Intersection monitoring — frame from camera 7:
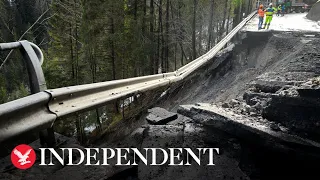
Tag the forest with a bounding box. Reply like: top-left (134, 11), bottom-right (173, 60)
top-left (0, 0), bottom-right (254, 144)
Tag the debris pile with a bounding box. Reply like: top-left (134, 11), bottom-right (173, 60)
top-left (307, 1), bottom-right (320, 21)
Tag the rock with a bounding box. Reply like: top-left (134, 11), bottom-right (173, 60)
top-left (252, 102), bottom-right (262, 109)
top-left (240, 103), bottom-right (254, 113)
top-left (311, 77), bottom-right (320, 85)
top-left (249, 112), bottom-right (258, 117)
top-left (252, 80), bottom-right (286, 93)
top-left (229, 99), bottom-right (240, 107)
top-left (146, 107), bottom-right (178, 125)
top-left (278, 88), bottom-right (299, 97)
top-left (179, 103), bottom-right (320, 153)
top-left (270, 123), bottom-right (281, 131)
top-left (243, 91), bottom-right (271, 106)
top-left (222, 102), bottom-right (230, 108)
top-left (262, 95), bottom-right (320, 140)
top-left (167, 114), bottom-right (193, 125)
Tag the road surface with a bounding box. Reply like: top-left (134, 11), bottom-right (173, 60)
top-left (243, 12), bottom-right (320, 32)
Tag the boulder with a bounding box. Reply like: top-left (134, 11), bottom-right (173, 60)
top-left (146, 107), bottom-right (178, 125)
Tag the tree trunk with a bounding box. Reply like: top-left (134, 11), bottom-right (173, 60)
top-left (150, 0), bottom-right (155, 74)
top-left (157, 0), bottom-right (163, 73)
top-left (233, 2), bottom-right (240, 29)
top-left (74, 0), bottom-right (79, 85)
top-left (247, 0), bottom-right (252, 14)
top-left (239, 1), bottom-right (243, 23)
top-left (170, 1), bottom-right (177, 70)
top-left (180, 43), bottom-right (186, 66)
top-left (142, 0), bottom-right (147, 76)
top-left (215, 21), bottom-right (219, 44)
top-left (69, 23), bottom-right (74, 83)
top-left (178, 0), bottom-right (184, 66)
top-left (142, 0), bottom-right (147, 34)
top-left (207, 0), bottom-right (214, 51)
top-left (134, 0), bottom-right (137, 19)
top-left (198, 16), bottom-right (202, 55)
top-left (134, 0), bottom-right (138, 77)
top-left (192, 0), bottom-right (197, 60)
top-left (76, 115), bottom-right (85, 145)
top-left (226, 0), bottom-right (231, 34)
top-left (220, 0), bottom-right (228, 40)
top-left (165, 0), bottom-right (170, 72)
top-left (111, 22), bottom-right (116, 80)
top-left (110, 2), bottom-right (118, 114)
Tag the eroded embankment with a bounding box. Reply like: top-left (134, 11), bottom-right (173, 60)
top-left (100, 31), bottom-right (320, 179)
top-left (158, 31), bottom-right (320, 110)
top-left (307, 1), bottom-right (320, 21)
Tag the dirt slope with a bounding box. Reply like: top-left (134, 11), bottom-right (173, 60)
top-left (158, 32), bottom-right (320, 111)
top-left (307, 1), bottom-right (320, 21)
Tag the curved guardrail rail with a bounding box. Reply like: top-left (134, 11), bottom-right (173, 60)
top-left (0, 12), bottom-right (256, 142)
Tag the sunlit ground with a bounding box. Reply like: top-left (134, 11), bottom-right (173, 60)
top-left (243, 12), bottom-right (320, 32)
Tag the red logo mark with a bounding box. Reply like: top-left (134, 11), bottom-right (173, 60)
top-left (11, 144), bottom-right (36, 170)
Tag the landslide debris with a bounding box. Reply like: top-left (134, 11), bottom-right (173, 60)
top-left (307, 1), bottom-right (320, 21)
top-left (155, 32), bottom-right (320, 178)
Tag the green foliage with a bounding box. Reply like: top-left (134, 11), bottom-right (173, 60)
top-left (0, 86), bottom-right (6, 104)
top-left (18, 83), bottom-right (28, 97)
top-left (232, 0), bottom-right (243, 7)
top-left (0, 74), bottom-right (7, 104)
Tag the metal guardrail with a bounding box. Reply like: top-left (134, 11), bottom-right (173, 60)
top-left (0, 12), bottom-right (256, 142)
top-left (0, 92), bottom-right (56, 141)
top-left (177, 12), bottom-right (256, 78)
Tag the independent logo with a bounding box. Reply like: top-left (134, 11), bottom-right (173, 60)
top-left (11, 144), bottom-right (36, 169)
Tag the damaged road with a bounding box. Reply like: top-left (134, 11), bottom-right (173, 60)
top-left (103, 31), bottom-right (320, 179)
top-left (141, 31), bottom-right (320, 178)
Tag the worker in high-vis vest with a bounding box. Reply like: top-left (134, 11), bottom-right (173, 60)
top-left (277, 5), bottom-right (281, 16)
top-left (273, 5), bottom-right (278, 15)
top-left (263, 3), bottom-right (275, 30)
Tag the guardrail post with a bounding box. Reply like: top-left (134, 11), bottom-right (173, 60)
top-left (0, 40), bottom-right (56, 147)
top-left (19, 41), bottom-right (56, 148)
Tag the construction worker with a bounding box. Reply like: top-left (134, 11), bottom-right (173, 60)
top-left (262, 3), bottom-right (275, 30)
top-left (277, 5), bottom-right (281, 16)
top-left (258, 4), bottom-right (265, 30)
top-left (281, 4), bottom-right (286, 16)
top-left (273, 5), bottom-right (278, 16)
